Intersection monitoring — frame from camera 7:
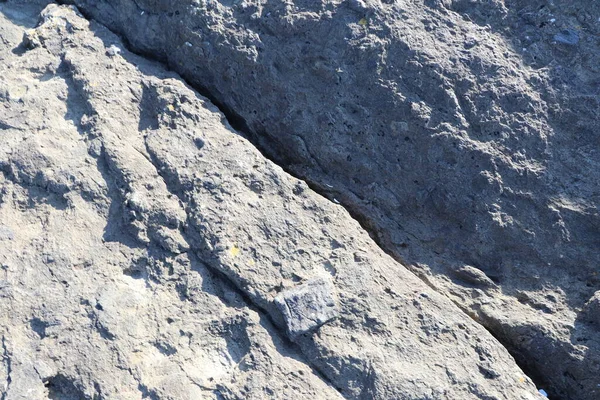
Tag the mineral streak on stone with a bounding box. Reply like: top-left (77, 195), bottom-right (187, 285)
top-left (274, 277), bottom-right (338, 341)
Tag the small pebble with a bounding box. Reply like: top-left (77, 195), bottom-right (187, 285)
top-left (106, 44), bottom-right (122, 57)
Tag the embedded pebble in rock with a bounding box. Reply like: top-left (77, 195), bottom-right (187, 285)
top-left (274, 277), bottom-right (339, 341)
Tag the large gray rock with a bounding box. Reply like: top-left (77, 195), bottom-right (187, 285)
top-left (59, 0), bottom-right (600, 398)
top-left (0, 2), bottom-right (544, 399)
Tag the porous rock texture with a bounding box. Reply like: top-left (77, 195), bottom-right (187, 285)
top-left (0, 2), bottom-right (545, 399)
top-left (50, 0), bottom-right (600, 398)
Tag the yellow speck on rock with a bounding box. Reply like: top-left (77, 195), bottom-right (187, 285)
top-left (166, 104), bottom-right (175, 111)
top-left (229, 246), bottom-right (240, 257)
top-left (358, 18), bottom-right (368, 26)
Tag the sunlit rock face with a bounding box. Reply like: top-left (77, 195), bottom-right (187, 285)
top-left (2, 0), bottom-right (599, 398)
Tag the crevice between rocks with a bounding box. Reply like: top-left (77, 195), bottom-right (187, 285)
top-left (53, 1), bottom-right (546, 394)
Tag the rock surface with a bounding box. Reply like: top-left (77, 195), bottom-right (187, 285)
top-left (0, 2), bottom-right (545, 399)
top-left (55, 0), bottom-right (600, 398)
